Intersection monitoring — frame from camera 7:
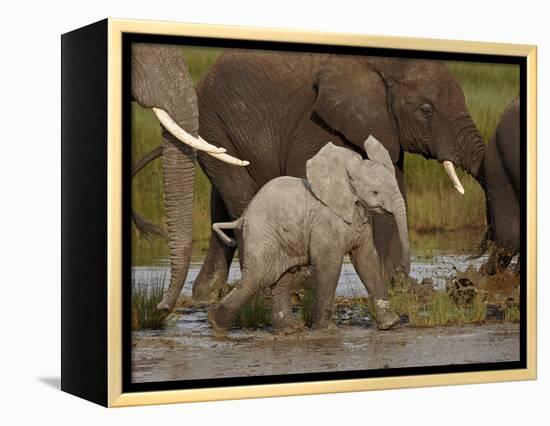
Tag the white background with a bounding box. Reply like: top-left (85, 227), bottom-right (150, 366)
top-left (0, 0), bottom-right (547, 423)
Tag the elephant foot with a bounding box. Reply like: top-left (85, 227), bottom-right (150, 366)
top-left (374, 299), bottom-right (400, 331)
top-left (193, 276), bottom-right (229, 302)
top-left (311, 316), bottom-right (334, 331)
top-left (479, 258), bottom-right (497, 276)
top-left (308, 323), bottom-right (339, 338)
top-left (207, 304), bottom-right (235, 333)
top-left (156, 298), bottom-right (176, 314)
top-left (273, 322), bottom-right (304, 335)
top-left (271, 297), bottom-right (297, 333)
top-left (272, 313), bottom-right (297, 333)
top-left (480, 247), bottom-right (516, 276)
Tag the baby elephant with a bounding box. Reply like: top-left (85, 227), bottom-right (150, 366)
top-left (208, 136), bottom-right (410, 333)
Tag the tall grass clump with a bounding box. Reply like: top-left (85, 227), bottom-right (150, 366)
top-left (389, 287), bottom-right (487, 327)
top-left (504, 304), bottom-right (520, 323)
top-left (386, 274), bottom-right (487, 327)
top-left (132, 275), bottom-right (172, 331)
top-left (233, 292), bottom-right (272, 329)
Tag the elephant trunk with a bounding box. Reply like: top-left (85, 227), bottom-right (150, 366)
top-left (455, 116), bottom-right (486, 183)
top-left (390, 191), bottom-right (410, 275)
top-left (156, 131), bottom-right (196, 312)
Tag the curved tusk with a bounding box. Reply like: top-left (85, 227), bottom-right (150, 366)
top-left (152, 107), bottom-right (226, 154)
top-left (443, 161), bottom-right (465, 195)
top-left (206, 147), bottom-right (250, 167)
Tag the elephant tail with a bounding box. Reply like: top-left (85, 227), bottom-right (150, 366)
top-left (212, 218), bottom-right (243, 248)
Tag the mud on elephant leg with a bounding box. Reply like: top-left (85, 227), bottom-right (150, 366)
top-left (480, 247), bottom-right (516, 276)
top-left (192, 188), bottom-right (236, 301)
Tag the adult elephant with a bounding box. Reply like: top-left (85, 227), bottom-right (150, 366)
top-left (480, 97), bottom-right (520, 274)
top-left (191, 50), bottom-right (486, 301)
top-left (131, 43), bottom-right (248, 312)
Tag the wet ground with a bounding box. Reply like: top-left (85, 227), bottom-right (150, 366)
top-left (131, 253), bottom-right (519, 384)
top-left (132, 312), bottom-right (519, 383)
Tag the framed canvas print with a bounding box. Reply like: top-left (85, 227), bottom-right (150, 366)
top-left (61, 18), bottom-right (537, 407)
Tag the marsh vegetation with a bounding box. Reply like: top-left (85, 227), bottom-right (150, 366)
top-left (131, 266), bottom-right (519, 331)
top-left (132, 274), bottom-right (174, 331)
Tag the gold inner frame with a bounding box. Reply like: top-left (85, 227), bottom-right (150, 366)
top-left (106, 18), bottom-right (537, 407)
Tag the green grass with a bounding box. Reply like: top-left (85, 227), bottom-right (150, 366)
top-left (384, 275), bottom-right (487, 327)
top-left (233, 292), bottom-right (272, 329)
top-left (132, 49), bottom-right (520, 263)
top-left (505, 303), bottom-right (520, 323)
top-left (132, 275), bottom-right (173, 330)
top-left (224, 267), bottom-right (515, 330)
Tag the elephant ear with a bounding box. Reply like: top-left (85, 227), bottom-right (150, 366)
top-left (306, 142), bottom-right (362, 224)
top-left (364, 135), bottom-right (394, 171)
top-left (313, 58), bottom-right (400, 161)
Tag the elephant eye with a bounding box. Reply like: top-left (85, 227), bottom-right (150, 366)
top-left (420, 103), bottom-right (433, 120)
top-left (372, 190), bottom-right (379, 195)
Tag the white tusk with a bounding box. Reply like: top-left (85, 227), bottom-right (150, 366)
top-left (152, 107), bottom-right (226, 154)
top-left (443, 161), bottom-right (465, 195)
top-left (207, 149), bottom-right (250, 167)
top-left (152, 107), bottom-right (249, 166)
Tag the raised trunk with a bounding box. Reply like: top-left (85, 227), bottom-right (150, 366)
top-left (391, 192), bottom-right (410, 275)
top-left (156, 130), bottom-right (196, 312)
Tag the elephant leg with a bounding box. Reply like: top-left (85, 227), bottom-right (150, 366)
top-left (311, 255), bottom-right (343, 330)
top-left (482, 134), bottom-right (520, 275)
top-left (349, 226), bottom-right (387, 299)
top-left (208, 257), bottom-right (281, 332)
top-left (491, 208), bottom-right (519, 273)
top-left (270, 271), bottom-right (304, 332)
top-left (271, 266), bottom-right (312, 334)
top-left (208, 274), bottom-right (257, 332)
top-left (192, 187), bottom-right (236, 301)
top-left (349, 226), bottom-right (400, 330)
top-left (481, 245), bottom-right (516, 276)
top-left (480, 249), bottom-right (498, 275)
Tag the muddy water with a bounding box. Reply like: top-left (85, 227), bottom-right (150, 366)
top-left (132, 319), bottom-right (519, 383)
top-left (131, 253), bottom-right (520, 384)
top-left (132, 252), bottom-right (492, 297)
